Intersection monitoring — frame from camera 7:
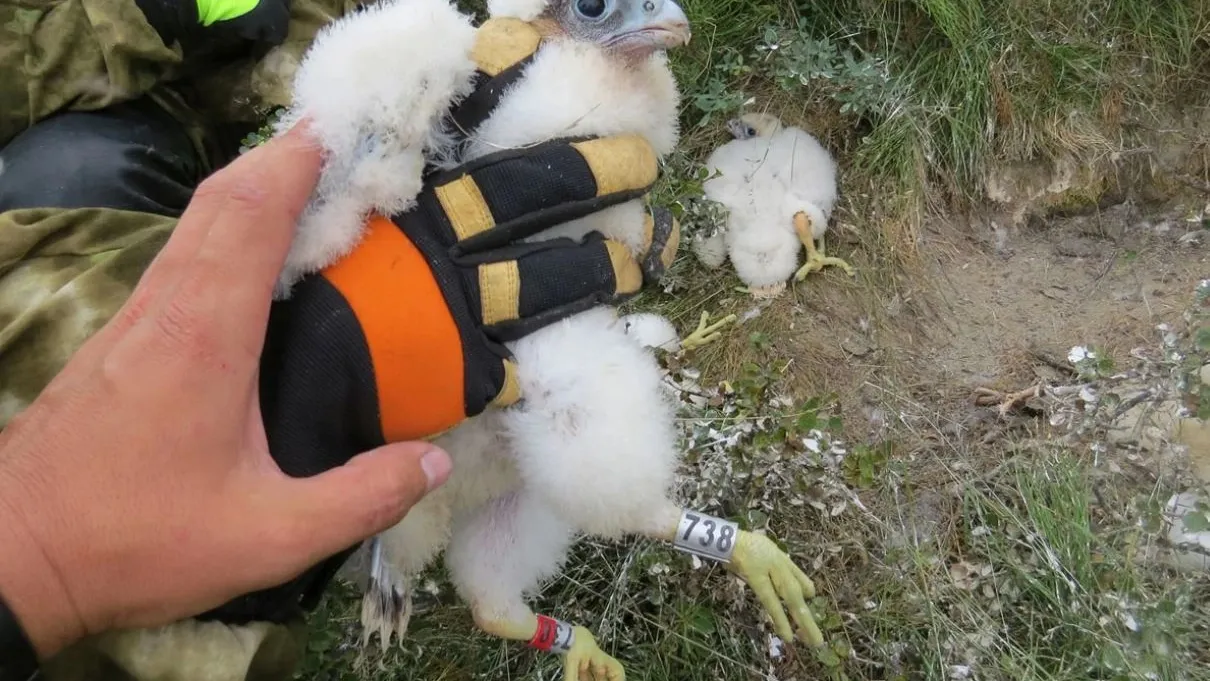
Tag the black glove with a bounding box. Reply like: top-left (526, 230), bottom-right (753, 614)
top-left (195, 16), bottom-right (680, 626)
top-left (135, 0), bottom-right (292, 58)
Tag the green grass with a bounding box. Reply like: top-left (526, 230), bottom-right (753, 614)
top-left (298, 428), bottom-right (1210, 681)
top-left (849, 451), bottom-right (1210, 681)
top-left (664, 0), bottom-right (1208, 215)
top-left (297, 332), bottom-right (1210, 681)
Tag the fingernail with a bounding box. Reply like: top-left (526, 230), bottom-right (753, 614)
top-left (420, 447), bottom-right (452, 492)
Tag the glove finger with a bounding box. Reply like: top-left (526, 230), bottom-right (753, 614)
top-left (445, 17), bottom-right (543, 143)
top-left (467, 231), bottom-right (644, 344)
top-left (416, 134), bottom-right (660, 254)
top-left (638, 204), bottom-right (680, 285)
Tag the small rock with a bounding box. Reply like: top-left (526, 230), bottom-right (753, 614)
top-left (1179, 231), bottom-right (1205, 246)
top-left (1162, 492), bottom-right (1210, 574)
top-left (1199, 363), bottom-right (1210, 386)
top-left (1108, 397), bottom-right (1184, 453)
top-left (842, 336), bottom-right (874, 357)
top-left (1041, 286), bottom-right (1070, 301)
top-left (1177, 417), bottom-right (1210, 484)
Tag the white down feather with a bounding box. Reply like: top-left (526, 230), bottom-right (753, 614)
top-left (291, 0), bottom-right (691, 631)
top-left (271, 0), bottom-right (479, 297)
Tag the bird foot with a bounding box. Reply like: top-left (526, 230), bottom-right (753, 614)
top-left (359, 537), bottom-right (413, 650)
top-left (791, 211), bottom-right (855, 283)
top-left (680, 311), bottom-right (737, 351)
top-left (564, 626), bottom-right (625, 681)
top-left (794, 252), bottom-right (856, 281)
top-left (728, 530), bottom-right (824, 647)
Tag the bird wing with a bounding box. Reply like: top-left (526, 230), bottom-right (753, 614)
top-left (273, 0), bottom-right (481, 297)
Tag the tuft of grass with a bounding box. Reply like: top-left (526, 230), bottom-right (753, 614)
top-left (662, 0), bottom-right (1208, 236)
top-left (847, 449), bottom-right (1210, 681)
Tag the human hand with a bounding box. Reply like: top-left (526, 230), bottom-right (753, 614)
top-left (0, 121), bottom-right (452, 660)
top-left (194, 12), bottom-right (681, 627)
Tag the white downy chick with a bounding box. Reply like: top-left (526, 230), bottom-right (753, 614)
top-left (620, 311), bottom-right (682, 352)
top-left (231, 1), bottom-right (820, 675)
top-left (318, 0), bottom-right (695, 660)
top-left (702, 112), bottom-right (849, 298)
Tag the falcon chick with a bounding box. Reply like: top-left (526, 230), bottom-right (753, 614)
top-left (39, 4), bottom-right (809, 681)
top-left (697, 112), bottom-right (854, 299)
top-left (268, 1), bottom-right (826, 679)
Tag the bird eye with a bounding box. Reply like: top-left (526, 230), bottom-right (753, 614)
top-left (745, 126), bottom-right (756, 137)
top-left (575, 0), bottom-right (607, 19)
top-left (643, 0), bottom-right (655, 10)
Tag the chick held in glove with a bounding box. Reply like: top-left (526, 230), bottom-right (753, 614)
top-left (34, 4), bottom-right (682, 681)
top-left (264, 2), bottom-right (828, 680)
top-left (697, 112), bottom-right (855, 299)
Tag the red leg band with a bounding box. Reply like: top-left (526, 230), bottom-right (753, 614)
top-left (529, 614), bottom-right (559, 651)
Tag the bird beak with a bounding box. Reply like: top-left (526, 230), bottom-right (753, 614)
top-left (641, 0), bottom-right (691, 49)
top-left (607, 0), bottom-right (691, 59)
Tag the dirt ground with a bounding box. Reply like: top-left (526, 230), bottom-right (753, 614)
top-left (679, 193), bottom-right (1207, 451)
top-left (920, 200), bottom-right (1207, 398)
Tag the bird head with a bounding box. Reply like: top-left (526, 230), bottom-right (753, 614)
top-left (725, 112), bottom-right (783, 140)
top-left (542, 0), bottom-right (691, 61)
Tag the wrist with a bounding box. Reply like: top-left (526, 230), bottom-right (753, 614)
top-left (0, 479), bottom-right (85, 660)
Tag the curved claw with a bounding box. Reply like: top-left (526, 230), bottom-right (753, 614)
top-left (727, 530), bottom-right (825, 647)
top-left (564, 626), bottom-right (625, 681)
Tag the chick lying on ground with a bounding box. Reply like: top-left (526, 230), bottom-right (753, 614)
top-left (696, 112), bottom-right (854, 299)
top-left (275, 1), bottom-right (825, 679)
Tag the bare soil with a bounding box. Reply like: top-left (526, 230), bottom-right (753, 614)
top-left (919, 199), bottom-right (1207, 399)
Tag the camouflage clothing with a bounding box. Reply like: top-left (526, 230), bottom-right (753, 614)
top-left (0, 0), bottom-right (373, 428)
top-left (0, 0), bottom-right (181, 148)
top-left (0, 207), bottom-right (174, 426)
top-left (0, 0), bottom-right (368, 150)
top-left (0, 1), bottom-right (370, 679)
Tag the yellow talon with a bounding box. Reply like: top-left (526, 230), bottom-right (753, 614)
top-left (680, 310), bottom-right (737, 351)
top-left (727, 530), bottom-right (825, 647)
top-left (472, 612), bottom-right (622, 680)
top-left (563, 626), bottom-right (624, 681)
top-left (793, 212), bottom-right (855, 281)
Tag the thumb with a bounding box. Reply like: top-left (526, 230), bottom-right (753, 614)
top-left (279, 442), bottom-right (453, 564)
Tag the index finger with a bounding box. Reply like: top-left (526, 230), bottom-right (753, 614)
top-left (157, 122), bottom-right (323, 350)
top-left (193, 121), bottom-right (323, 295)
